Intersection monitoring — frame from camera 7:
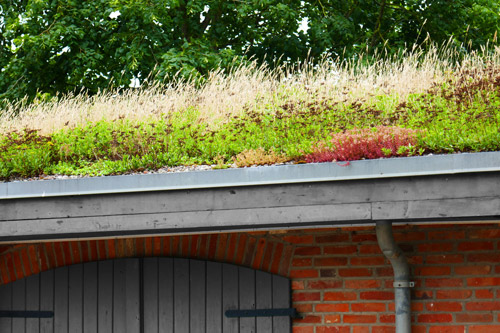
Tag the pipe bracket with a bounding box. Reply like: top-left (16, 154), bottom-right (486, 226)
top-left (393, 281), bottom-right (415, 288)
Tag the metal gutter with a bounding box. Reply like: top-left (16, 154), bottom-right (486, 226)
top-left (1, 151), bottom-right (500, 200)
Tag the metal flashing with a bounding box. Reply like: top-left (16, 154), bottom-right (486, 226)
top-left (1, 151), bottom-right (500, 200)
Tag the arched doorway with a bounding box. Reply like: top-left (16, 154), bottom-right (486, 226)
top-left (0, 257), bottom-right (293, 332)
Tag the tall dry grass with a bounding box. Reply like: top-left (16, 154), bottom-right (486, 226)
top-left (1, 43), bottom-right (499, 135)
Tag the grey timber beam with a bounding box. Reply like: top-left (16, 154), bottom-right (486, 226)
top-left (1, 152), bottom-right (500, 241)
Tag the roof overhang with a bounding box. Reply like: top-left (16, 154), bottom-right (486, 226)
top-left (1, 152), bottom-right (500, 242)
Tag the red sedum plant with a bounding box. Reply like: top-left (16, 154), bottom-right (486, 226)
top-left (305, 126), bottom-right (420, 162)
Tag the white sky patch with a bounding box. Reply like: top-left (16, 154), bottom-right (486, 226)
top-left (298, 17), bottom-right (309, 33)
top-left (109, 11), bottom-right (121, 20)
top-left (199, 5), bottom-right (210, 23)
top-left (57, 46), bottom-right (70, 56)
top-left (129, 77), bottom-right (141, 88)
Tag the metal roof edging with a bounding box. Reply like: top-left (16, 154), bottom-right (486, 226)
top-left (1, 151), bottom-right (500, 200)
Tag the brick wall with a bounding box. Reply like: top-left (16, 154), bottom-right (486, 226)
top-left (1, 223), bottom-right (500, 332)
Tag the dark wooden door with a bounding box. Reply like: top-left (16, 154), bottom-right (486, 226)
top-left (0, 258), bottom-right (292, 332)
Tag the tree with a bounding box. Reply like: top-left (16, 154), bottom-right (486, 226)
top-left (1, 0), bottom-right (499, 104)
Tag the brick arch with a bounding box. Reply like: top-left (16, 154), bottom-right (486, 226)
top-left (0, 231), bottom-right (295, 285)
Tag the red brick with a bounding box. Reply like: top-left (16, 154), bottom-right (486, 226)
top-left (425, 301), bottom-right (462, 311)
top-left (295, 303), bottom-right (313, 313)
top-left (426, 278), bottom-right (462, 288)
top-left (20, 248), bottom-right (32, 277)
top-left (270, 242), bottom-right (283, 274)
top-left (324, 245), bottom-right (357, 255)
top-left (292, 258), bottom-right (312, 267)
top-left (352, 234), bottom-right (377, 242)
top-left (260, 241), bottom-right (274, 271)
top-left (455, 265), bottom-right (491, 275)
top-left (0, 256), bottom-right (9, 284)
top-left (324, 315), bottom-right (341, 323)
top-left (352, 327), bottom-right (370, 333)
top-left (411, 326), bottom-right (427, 333)
top-left (345, 279), bottom-right (380, 289)
top-left (467, 277), bottom-right (500, 286)
top-left (12, 251), bottom-right (23, 279)
top-left (468, 253), bottom-right (500, 263)
top-left (350, 256), bottom-right (385, 266)
top-left (290, 269), bottom-right (318, 278)
top-left (153, 236), bottom-right (162, 256)
top-left (53, 242), bottom-right (64, 266)
top-left (316, 304), bottom-right (349, 312)
top-left (358, 244), bottom-right (381, 254)
top-left (407, 256), bottom-right (423, 265)
top-left (429, 230), bottom-right (465, 240)
top-left (426, 254), bottom-right (463, 264)
top-left (429, 326), bottom-right (465, 333)
top-left (376, 267), bottom-right (394, 276)
top-left (293, 327), bottom-right (314, 333)
top-left (294, 315), bottom-right (321, 323)
top-left (208, 234), bottom-right (219, 260)
top-left (417, 243), bottom-right (453, 252)
top-left (324, 291), bottom-right (357, 301)
top-left (125, 238), bottom-right (135, 257)
top-left (393, 232), bottom-right (425, 241)
top-left (476, 289), bottom-right (494, 298)
top-left (343, 314), bottom-right (376, 323)
top-left (38, 244), bottom-right (49, 272)
top-left (197, 234), bottom-right (208, 258)
top-left (315, 234), bottom-right (349, 243)
top-left (28, 245), bottom-right (39, 275)
top-left (144, 237), bottom-right (153, 257)
top-left (314, 257), bottom-right (348, 266)
top-left (294, 247), bottom-right (321, 256)
top-left (251, 238), bottom-right (266, 269)
top-left (279, 244), bottom-right (293, 276)
top-left (115, 238), bottom-right (126, 256)
top-left (418, 314), bottom-right (453, 323)
top-left (283, 235), bottom-right (314, 244)
top-left (70, 242), bottom-right (81, 264)
top-left (469, 229), bottom-right (500, 239)
top-left (135, 238), bottom-right (145, 257)
top-left (316, 327), bottom-right (349, 333)
top-left (243, 236), bottom-right (257, 266)
top-left (458, 241), bottom-right (494, 251)
top-left (466, 301), bottom-right (500, 311)
top-left (351, 303), bottom-right (386, 312)
top-left (380, 315), bottom-right (395, 323)
top-left (436, 289), bottom-right (472, 299)
top-left (292, 281), bottom-right (305, 290)
top-left (456, 313), bottom-right (493, 323)
top-left (307, 280), bottom-right (342, 289)
top-left (359, 291), bottom-right (393, 300)
top-left (372, 327), bottom-right (395, 333)
top-left (98, 240), bottom-right (107, 259)
top-left (338, 268), bottom-right (372, 277)
top-left (320, 269), bottom-right (336, 277)
top-left (415, 266), bottom-right (450, 276)
top-left (414, 290), bottom-right (433, 300)
top-left (293, 292), bottom-right (320, 302)
top-left (469, 325), bottom-right (500, 333)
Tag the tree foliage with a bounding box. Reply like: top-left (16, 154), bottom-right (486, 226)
top-left (1, 0), bottom-right (499, 103)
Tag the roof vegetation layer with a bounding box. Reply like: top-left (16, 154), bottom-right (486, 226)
top-left (1, 46), bottom-right (500, 181)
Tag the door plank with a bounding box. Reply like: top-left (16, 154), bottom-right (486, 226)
top-left (256, 271), bottom-right (273, 332)
top-left (239, 266), bottom-right (256, 333)
top-left (68, 264), bottom-right (83, 333)
top-left (98, 260), bottom-right (113, 332)
top-left (189, 260), bottom-right (206, 333)
top-left (143, 258), bottom-right (159, 333)
top-left (158, 258), bottom-right (174, 332)
top-left (83, 261), bottom-right (98, 333)
top-left (174, 258), bottom-right (189, 332)
top-left (206, 261), bottom-right (222, 332)
top-left (25, 274), bottom-right (40, 333)
top-left (54, 267), bottom-right (69, 333)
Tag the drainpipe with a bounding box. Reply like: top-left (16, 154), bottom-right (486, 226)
top-left (376, 221), bottom-right (414, 333)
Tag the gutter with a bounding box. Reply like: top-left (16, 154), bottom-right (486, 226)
top-left (2, 151), bottom-right (500, 200)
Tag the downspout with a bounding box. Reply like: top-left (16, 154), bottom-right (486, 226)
top-left (376, 221), bottom-right (414, 333)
